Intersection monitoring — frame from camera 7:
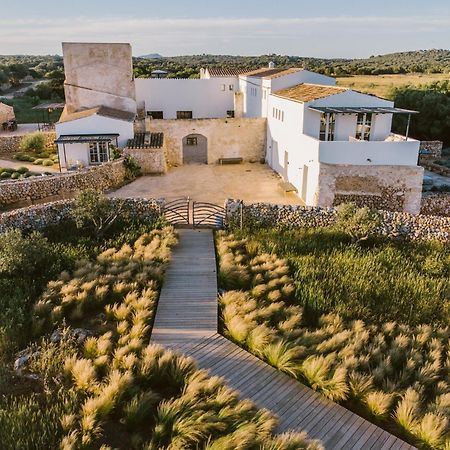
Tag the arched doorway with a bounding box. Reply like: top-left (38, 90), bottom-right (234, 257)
top-left (182, 134), bottom-right (208, 164)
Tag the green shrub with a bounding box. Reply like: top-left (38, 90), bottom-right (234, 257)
top-left (0, 172), bottom-right (11, 179)
top-left (33, 158), bottom-right (44, 165)
top-left (16, 166), bottom-right (29, 174)
top-left (10, 172), bottom-right (20, 179)
top-left (20, 132), bottom-right (46, 153)
top-left (42, 159), bottom-right (54, 167)
top-left (37, 151), bottom-right (49, 158)
top-left (123, 155), bottom-right (141, 180)
top-left (71, 189), bottom-right (128, 240)
top-left (335, 203), bottom-right (381, 242)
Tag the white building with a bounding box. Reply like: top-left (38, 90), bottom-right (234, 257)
top-left (55, 43), bottom-right (423, 213)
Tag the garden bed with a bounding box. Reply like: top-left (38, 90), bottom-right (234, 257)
top-left (216, 223), bottom-right (450, 449)
top-left (0, 194), bottom-right (320, 449)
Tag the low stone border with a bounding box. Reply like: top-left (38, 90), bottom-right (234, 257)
top-left (225, 200), bottom-right (450, 242)
top-left (0, 159), bottom-right (128, 208)
top-left (0, 197), bottom-right (163, 233)
top-left (420, 159), bottom-right (450, 177)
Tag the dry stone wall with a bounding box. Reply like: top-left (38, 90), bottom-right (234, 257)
top-left (0, 197), bottom-right (163, 233)
top-left (0, 132), bottom-right (56, 155)
top-left (124, 147), bottom-right (166, 174)
top-left (420, 141), bottom-right (443, 159)
top-left (0, 159), bottom-right (128, 208)
top-left (421, 193), bottom-right (450, 217)
top-left (225, 200), bottom-right (450, 242)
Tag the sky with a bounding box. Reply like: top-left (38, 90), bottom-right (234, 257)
top-left (1, 0), bottom-right (450, 58)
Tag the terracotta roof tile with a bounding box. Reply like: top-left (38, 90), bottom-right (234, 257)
top-left (58, 106), bottom-right (135, 124)
top-left (273, 83), bottom-right (347, 103)
top-left (206, 68), bottom-right (243, 77)
top-left (263, 68), bottom-right (304, 79)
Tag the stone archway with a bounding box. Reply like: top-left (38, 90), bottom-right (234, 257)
top-left (182, 134), bottom-right (208, 164)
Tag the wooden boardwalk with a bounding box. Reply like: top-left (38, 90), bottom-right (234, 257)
top-left (152, 229), bottom-right (415, 449)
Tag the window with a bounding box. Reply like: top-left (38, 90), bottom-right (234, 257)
top-left (263, 90), bottom-right (267, 100)
top-left (89, 141), bottom-right (109, 164)
top-left (221, 84), bottom-right (226, 91)
top-left (147, 111), bottom-right (163, 119)
top-left (186, 137), bottom-right (198, 146)
top-left (177, 111), bottom-right (193, 119)
top-left (355, 113), bottom-right (372, 141)
top-left (227, 110), bottom-right (235, 118)
top-left (272, 108), bottom-right (284, 121)
top-left (250, 87), bottom-right (258, 97)
top-left (229, 85), bottom-right (234, 91)
top-left (319, 113), bottom-right (336, 141)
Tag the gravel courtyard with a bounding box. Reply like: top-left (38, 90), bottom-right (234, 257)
top-left (111, 163), bottom-right (303, 205)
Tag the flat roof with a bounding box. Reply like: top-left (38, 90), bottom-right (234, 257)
top-left (32, 102), bottom-right (65, 110)
top-left (308, 106), bottom-right (419, 114)
top-left (55, 134), bottom-right (119, 144)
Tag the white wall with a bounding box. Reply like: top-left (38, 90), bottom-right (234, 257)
top-left (318, 139), bottom-right (420, 166)
top-left (58, 142), bottom-right (89, 167)
top-left (135, 78), bottom-right (237, 119)
top-left (266, 94), bottom-right (321, 204)
top-left (303, 90), bottom-right (395, 139)
top-left (56, 114), bottom-right (134, 168)
top-left (239, 76), bottom-right (263, 118)
top-left (56, 114), bottom-right (134, 147)
top-left (268, 70), bottom-right (336, 92)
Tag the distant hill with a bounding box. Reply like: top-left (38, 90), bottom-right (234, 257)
top-left (139, 53), bottom-right (163, 59)
top-left (132, 49), bottom-right (450, 78)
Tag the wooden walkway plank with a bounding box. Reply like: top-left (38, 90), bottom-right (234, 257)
top-left (150, 228), bottom-right (416, 450)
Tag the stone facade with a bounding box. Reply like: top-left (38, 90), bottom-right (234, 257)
top-left (225, 199), bottom-right (450, 242)
top-left (421, 193), bottom-right (450, 217)
top-left (123, 147), bottom-right (166, 174)
top-left (316, 163), bottom-right (424, 214)
top-left (145, 118), bottom-right (266, 166)
top-left (420, 141), bottom-right (443, 159)
top-left (0, 197), bottom-right (163, 233)
top-left (0, 132), bottom-right (56, 155)
top-left (62, 42), bottom-right (136, 115)
top-left (0, 159), bottom-right (128, 208)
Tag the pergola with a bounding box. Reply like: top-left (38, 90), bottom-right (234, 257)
top-left (32, 102), bottom-right (65, 129)
top-left (308, 106), bottom-right (419, 140)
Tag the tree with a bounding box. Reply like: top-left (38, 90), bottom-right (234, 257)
top-left (71, 189), bottom-right (126, 239)
top-left (7, 63), bottom-right (28, 86)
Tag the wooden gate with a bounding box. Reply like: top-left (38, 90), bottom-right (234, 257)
top-left (193, 201), bottom-right (225, 229)
top-left (163, 198), bottom-right (225, 229)
top-left (163, 198), bottom-right (190, 226)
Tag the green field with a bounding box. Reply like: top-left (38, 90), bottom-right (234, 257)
top-left (336, 73), bottom-right (450, 99)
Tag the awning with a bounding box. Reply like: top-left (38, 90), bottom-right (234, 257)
top-left (54, 134), bottom-right (119, 144)
top-left (308, 106), bottom-right (418, 115)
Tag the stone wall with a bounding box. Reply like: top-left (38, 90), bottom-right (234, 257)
top-left (145, 118), bottom-right (266, 166)
top-left (124, 147), bottom-right (166, 174)
top-left (0, 132), bottom-right (56, 155)
top-left (420, 141), bottom-right (443, 159)
top-left (0, 159), bottom-right (128, 208)
top-left (420, 159), bottom-right (450, 177)
top-left (317, 163), bottom-right (424, 214)
top-left (0, 197), bottom-right (163, 233)
top-left (225, 200), bottom-right (450, 242)
top-left (421, 193), bottom-right (450, 217)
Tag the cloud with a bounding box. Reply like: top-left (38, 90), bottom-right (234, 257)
top-left (1, 16), bottom-right (450, 57)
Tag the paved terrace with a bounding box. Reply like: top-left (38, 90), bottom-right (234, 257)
top-left (151, 229), bottom-right (416, 449)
